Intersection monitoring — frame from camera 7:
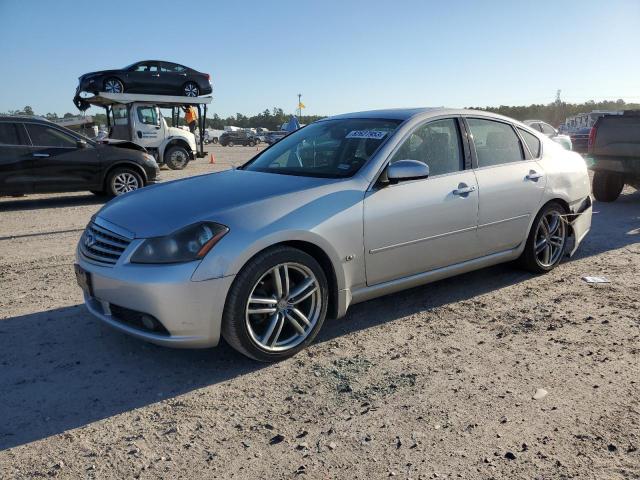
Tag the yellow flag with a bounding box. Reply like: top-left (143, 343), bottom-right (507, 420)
top-left (298, 102), bottom-right (306, 109)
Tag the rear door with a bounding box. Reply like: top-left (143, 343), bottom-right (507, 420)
top-left (465, 117), bottom-right (546, 255)
top-left (126, 62), bottom-right (162, 93)
top-left (0, 121), bottom-right (34, 193)
top-left (25, 122), bottom-right (102, 192)
top-left (160, 62), bottom-right (188, 94)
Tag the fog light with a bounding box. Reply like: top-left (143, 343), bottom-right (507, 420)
top-left (141, 315), bottom-right (157, 331)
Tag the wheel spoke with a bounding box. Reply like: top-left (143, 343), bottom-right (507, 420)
top-left (288, 277), bottom-right (315, 303)
top-left (290, 307), bottom-right (311, 327)
top-left (250, 296), bottom-right (278, 305)
top-left (548, 215), bottom-right (560, 236)
top-left (248, 307), bottom-right (277, 315)
top-left (285, 312), bottom-right (306, 335)
top-left (272, 267), bottom-right (283, 298)
top-left (261, 313), bottom-right (280, 345)
top-left (549, 235), bottom-right (564, 248)
top-left (543, 244), bottom-right (551, 264)
top-left (535, 238), bottom-right (547, 254)
top-left (282, 265), bottom-right (290, 298)
top-left (269, 314), bottom-right (285, 347)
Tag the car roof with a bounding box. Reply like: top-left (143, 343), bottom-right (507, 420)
top-left (0, 115), bottom-right (51, 123)
top-left (325, 107), bottom-right (523, 124)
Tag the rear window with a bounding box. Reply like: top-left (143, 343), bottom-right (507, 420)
top-left (0, 122), bottom-right (22, 145)
top-left (518, 128), bottom-right (541, 158)
top-left (467, 118), bottom-right (524, 167)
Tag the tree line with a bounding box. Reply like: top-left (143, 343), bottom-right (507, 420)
top-left (4, 99), bottom-right (640, 129)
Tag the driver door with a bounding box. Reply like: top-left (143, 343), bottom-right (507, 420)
top-left (132, 105), bottom-right (163, 149)
top-left (363, 118), bottom-right (480, 286)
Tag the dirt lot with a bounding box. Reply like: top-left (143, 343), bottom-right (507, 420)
top-left (1, 146), bottom-right (638, 479)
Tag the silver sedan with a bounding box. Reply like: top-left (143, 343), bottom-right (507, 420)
top-left (75, 108), bottom-right (592, 361)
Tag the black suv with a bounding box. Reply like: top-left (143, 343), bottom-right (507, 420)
top-left (219, 131), bottom-right (257, 147)
top-left (0, 116), bottom-right (159, 197)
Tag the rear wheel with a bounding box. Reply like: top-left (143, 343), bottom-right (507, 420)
top-left (212, 138), bottom-right (219, 144)
top-left (106, 168), bottom-right (143, 197)
top-left (248, 140), bottom-right (256, 147)
top-left (518, 201), bottom-right (568, 273)
top-left (227, 141), bottom-right (234, 147)
top-left (183, 82), bottom-right (199, 97)
top-left (592, 171), bottom-right (624, 202)
top-left (165, 146), bottom-right (189, 170)
top-left (222, 246), bottom-right (328, 362)
top-left (104, 78), bottom-right (124, 94)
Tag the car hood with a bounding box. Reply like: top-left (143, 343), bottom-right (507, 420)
top-left (95, 169), bottom-right (342, 238)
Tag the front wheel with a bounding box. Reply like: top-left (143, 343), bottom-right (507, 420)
top-left (165, 146), bottom-right (189, 170)
top-left (518, 202), bottom-right (568, 273)
top-left (212, 138), bottom-right (219, 144)
top-left (592, 171), bottom-right (624, 202)
top-left (106, 168), bottom-right (143, 197)
top-left (104, 78), bottom-right (124, 94)
top-left (227, 141), bottom-right (234, 147)
top-left (222, 246), bottom-right (329, 362)
top-left (248, 140), bottom-right (256, 147)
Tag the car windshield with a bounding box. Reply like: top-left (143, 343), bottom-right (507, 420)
top-left (243, 118), bottom-right (402, 178)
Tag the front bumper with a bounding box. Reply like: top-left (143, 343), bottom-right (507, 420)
top-left (77, 247), bottom-right (235, 348)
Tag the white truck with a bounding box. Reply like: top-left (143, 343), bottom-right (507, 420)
top-left (81, 92), bottom-right (212, 169)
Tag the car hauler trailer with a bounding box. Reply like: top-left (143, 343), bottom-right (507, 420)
top-left (77, 92), bottom-right (212, 170)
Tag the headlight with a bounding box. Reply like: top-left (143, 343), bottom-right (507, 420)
top-left (130, 222), bottom-right (229, 264)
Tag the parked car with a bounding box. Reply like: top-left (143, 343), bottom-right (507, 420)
top-left (265, 130), bottom-right (288, 145)
top-left (75, 108), bottom-right (592, 361)
top-left (74, 60), bottom-right (212, 105)
top-left (569, 127), bottom-right (591, 154)
top-left (0, 116), bottom-right (159, 197)
top-left (524, 120), bottom-right (573, 150)
top-left (587, 110), bottom-right (640, 202)
top-left (219, 130), bottom-right (257, 147)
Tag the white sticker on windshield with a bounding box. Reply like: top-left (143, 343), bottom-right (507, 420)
top-left (345, 130), bottom-right (387, 140)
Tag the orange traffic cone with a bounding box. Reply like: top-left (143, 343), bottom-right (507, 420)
top-left (209, 153), bottom-right (215, 164)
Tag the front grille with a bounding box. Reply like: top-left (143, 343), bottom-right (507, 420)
top-left (80, 222), bottom-right (131, 265)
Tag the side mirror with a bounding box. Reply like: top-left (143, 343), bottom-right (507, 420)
top-left (386, 159), bottom-right (430, 183)
top-left (76, 139), bottom-right (87, 149)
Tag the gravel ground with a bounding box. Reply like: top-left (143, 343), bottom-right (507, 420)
top-left (0, 147), bottom-right (638, 479)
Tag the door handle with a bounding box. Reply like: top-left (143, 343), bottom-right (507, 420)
top-left (152, 73), bottom-right (160, 77)
top-left (453, 184), bottom-right (477, 196)
top-left (32, 153), bottom-right (50, 158)
top-left (526, 170), bottom-right (543, 181)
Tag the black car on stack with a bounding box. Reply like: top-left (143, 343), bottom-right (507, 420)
top-left (74, 60), bottom-right (212, 110)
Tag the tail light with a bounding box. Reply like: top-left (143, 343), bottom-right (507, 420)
top-left (588, 127), bottom-right (597, 150)
top-left (205, 73), bottom-right (211, 81)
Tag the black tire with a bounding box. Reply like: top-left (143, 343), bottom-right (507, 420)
top-left (104, 77), bottom-right (124, 94)
top-left (183, 82), bottom-right (199, 97)
top-left (212, 138), bottom-right (219, 144)
top-left (222, 246), bottom-right (329, 362)
top-left (248, 140), bottom-right (256, 147)
top-left (592, 171), bottom-right (624, 202)
top-left (165, 145), bottom-right (190, 170)
top-left (105, 168), bottom-right (143, 197)
top-left (518, 201), bottom-right (568, 274)
top-left (227, 141), bottom-right (234, 147)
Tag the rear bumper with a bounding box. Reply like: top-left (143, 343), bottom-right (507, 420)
top-left (568, 198), bottom-right (592, 257)
top-left (77, 248), bottom-right (235, 348)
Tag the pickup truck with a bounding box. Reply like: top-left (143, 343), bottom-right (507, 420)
top-left (588, 110), bottom-right (640, 202)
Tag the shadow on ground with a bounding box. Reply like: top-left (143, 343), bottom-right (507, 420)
top-left (0, 193), bottom-right (106, 212)
top-left (0, 191), bottom-right (637, 450)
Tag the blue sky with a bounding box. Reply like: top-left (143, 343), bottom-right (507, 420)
top-left (1, 0), bottom-right (638, 118)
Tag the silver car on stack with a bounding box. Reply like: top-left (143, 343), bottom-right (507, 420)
top-left (76, 108), bottom-right (592, 361)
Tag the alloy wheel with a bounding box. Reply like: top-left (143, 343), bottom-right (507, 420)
top-left (104, 79), bottom-right (123, 93)
top-left (245, 262), bottom-right (322, 352)
top-left (184, 83), bottom-right (199, 97)
top-left (113, 172), bottom-right (139, 195)
top-left (534, 209), bottom-right (566, 267)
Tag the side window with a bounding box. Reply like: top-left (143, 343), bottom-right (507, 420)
top-left (137, 107), bottom-right (159, 126)
top-left (0, 123), bottom-right (23, 145)
top-left (390, 118), bottom-right (463, 176)
top-left (540, 123), bottom-right (556, 136)
top-left (518, 128), bottom-right (541, 158)
top-left (134, 63), bottom-right (149, 72)
top-left (25, 124), bottom-right (77, 148)
top-left (467, 118), bottom-right (524, 168)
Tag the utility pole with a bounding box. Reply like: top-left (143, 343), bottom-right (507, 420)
top-left (297, 93), bottom-right (302, 117)
top-left (555, 89), bottom-right (562, 104)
